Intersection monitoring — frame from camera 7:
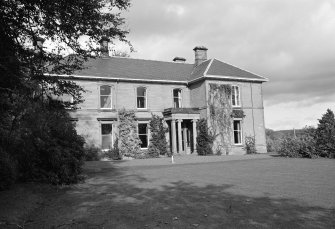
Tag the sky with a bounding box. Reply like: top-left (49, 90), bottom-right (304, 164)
top-left (116, 0), bottom-right (335, 130)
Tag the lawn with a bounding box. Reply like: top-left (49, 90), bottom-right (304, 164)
top-left (1, 156), bottom-right (334, 228)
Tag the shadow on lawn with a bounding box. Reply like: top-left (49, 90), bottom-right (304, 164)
top-left (26, 166), bottom-right (335, 229)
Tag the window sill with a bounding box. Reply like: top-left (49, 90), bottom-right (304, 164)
top-left (233, 144), bottom-right (243, 147)
top-left (99, 108), bottom-right (117, 112)
top-left (137, 108), bottom-right (148, 112)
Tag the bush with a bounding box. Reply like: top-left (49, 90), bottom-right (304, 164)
top-left (83, 146), bottom-right (101, 161)
top-left (0, 100), bottom-right (85, 185)
top-left (0, 148), bottom-right (17, 190)
top-left (244, 136), bottom-right (257, 154)
top-left (278, 128), bottom-right (317, 158)
top-left (103, 137), bottom-right (121, 160)
top-left (196, 119), bottom-right (214, 155)
top-left (148, 114), bottom-right (168, 157)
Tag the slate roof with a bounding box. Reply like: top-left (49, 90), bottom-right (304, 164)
top-left (72, 56), bottom-right (267, 83)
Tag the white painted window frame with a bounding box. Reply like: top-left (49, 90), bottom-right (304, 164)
top-left (173, 88), bottom-right (182, 108)
top-left (231, 85), bottom-right (241, 108)
top-left (137, 122), bottom-right (149, 149)
top-left (100, 122), bottom-right (114, 150)
top-left (136, 86), bottom-right (147, 110)
top-left (233, 118), bottom-right (243, 145)
top-left (99, 84), bottom-right (113, 109)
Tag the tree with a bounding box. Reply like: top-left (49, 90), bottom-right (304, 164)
top-left (196, 119), bottom-right (214, 155)
top-left (0, 0), bottom-right (131, 186)
top-left (315, 109), bottom-right (335, 158)
top-left (148, 114), bottom-right (168, 157)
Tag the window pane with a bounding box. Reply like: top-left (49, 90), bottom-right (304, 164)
top-left (102, 135), bottom-right (113, 149)
top-left (137, 97), bottom-right (145, 108)
top-left (233, 120), bottom-right (241, 131)
top-left (234, 131), bottom-right (241, 144)
top-left (174, 98), bottom-right (180, 108)
top-left (233, 120), bottom-right (241, 144)
top-left (173, 89), bottom-right (180, 97)
top-left (101, 124), bottom-right (113, 135)
top-left (232, 86), bottom-right (236, 106)
top-left (139, 134), bottom-right (148, 148)
top-left (137, 87), bottom-right (146, 97)
top-left (138, 123), bottom-right (147, 134)
top-left (100, 96), bottom-right (111, 108)
top-left (100, 85), bottom-right (111, 95)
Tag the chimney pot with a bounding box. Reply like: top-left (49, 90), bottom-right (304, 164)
top-left (99, 36), bottom-right (110, 57)
top-left (173, 57), bottom-right (186, 63)
top-left (193, 46), bottom-right (208, 66)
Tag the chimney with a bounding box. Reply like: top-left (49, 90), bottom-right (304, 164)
top-left (33, 37), bottom-right (45, 54)
top-left (173, 57), bottom-right (186, 63)
top-left (193, 46), bottom-right (208, 66)
top-left (99, 36), bottom-right (110, 57)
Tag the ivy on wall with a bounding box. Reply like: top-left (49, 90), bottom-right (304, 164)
top-left (231, 109), bottom-right (246, 118)
top-left (208, 84), bottom-right (233, 155)
top-left (118, 109), bottom-right (141, 158)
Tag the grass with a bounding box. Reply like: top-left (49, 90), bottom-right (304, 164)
top-left (1, 157), bottom-right (334, 228)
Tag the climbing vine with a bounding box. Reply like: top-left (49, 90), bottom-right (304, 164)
top-left (208, 84), bottom-right (233, 155)
top-left (118, 109), bottom-right (141, 158)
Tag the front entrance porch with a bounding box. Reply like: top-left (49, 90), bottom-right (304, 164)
top-left (163, 108), bottom-right (200, 154)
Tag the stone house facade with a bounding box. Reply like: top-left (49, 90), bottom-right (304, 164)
top-left (66, 39), bottom-right (268, 155)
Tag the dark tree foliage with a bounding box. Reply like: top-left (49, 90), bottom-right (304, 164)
top-left (315, 109), bottom-right (335, 158)
top-left (196, 119), bottom-right (214, 156)
top-left (148, 114), bottom-right (168, 157)
top-left (0, 0), bottom-right (131, 187)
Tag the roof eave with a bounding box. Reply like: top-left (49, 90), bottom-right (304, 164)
top-left (44, 73), bottom-right (189, 85)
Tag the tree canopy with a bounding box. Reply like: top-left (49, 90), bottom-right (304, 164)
top-left (0, 0), bottom-right (132, 188)
top-left (315, 109), bottom-right (335, 158)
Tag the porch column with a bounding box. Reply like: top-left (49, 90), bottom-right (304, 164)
top-left (177, 119), bottom-right (183, 153)
top-left (192, 119), bottom-right (198, 154)
top-left (171, 119), bottom-right (177, 154)
top-left (183, 127), bottom-right (188, 154)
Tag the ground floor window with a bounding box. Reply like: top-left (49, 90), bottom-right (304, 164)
top-left (233, 120), bottom-right (242, 145)
top-left (138, 123), bottom-right (148, 148)
top-left (101, 123), bottom-right (113, 149)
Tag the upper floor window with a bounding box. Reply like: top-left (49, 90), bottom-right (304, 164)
top-left (138, 123), bottom-right (148, 148)
top-left (232, 85), bottom-right (240, 107)
top-left (137, 87), bottom-right (147, 109)
top-left (100, 85), bottom-right (112, 109)
top-left (233, 120), bottom-right (242, 145)
top-left (173, 89), bottom-right (182, 108)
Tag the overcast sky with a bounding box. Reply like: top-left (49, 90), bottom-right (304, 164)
top-left (118, 0), bottom-right (335, 130)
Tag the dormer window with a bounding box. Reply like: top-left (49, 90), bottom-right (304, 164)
top-left (100, 85), bottom-right (112, 109)
top-left (232, 85), bottom-right (240, 107)
top-left (137, 87), bottom-right (147, 109)
top-left (173, 89), bottom-right (182, 108)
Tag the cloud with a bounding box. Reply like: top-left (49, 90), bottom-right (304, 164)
top-left (120, 0), bottom-right (335, 129)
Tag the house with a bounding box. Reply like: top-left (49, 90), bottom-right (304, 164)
top-left (66, 38), bottom-right (268, 155)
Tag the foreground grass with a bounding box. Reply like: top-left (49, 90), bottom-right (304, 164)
top-left (1, 157), bottom-right (334, 228)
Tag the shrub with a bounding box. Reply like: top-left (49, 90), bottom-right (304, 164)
top-left (1, 101), bottom-right (85, 185)
top-left (278, 127), bottom-right (317, 158)
top-left (148, 114), bottom-right (168, 157)
top-left (244, 136), bottom-right (257, 154)
top-left (196, 119), bottom-right (214, 155)
top-left (0, 148), bottom-right (17, 190)
top-left (103, 137), bottom-right (121, 160)
top-left (83, 146), bottom-right (101, 161)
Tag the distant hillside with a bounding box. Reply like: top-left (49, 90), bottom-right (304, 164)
top-left (266, 128), bottom-right (305, 140)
